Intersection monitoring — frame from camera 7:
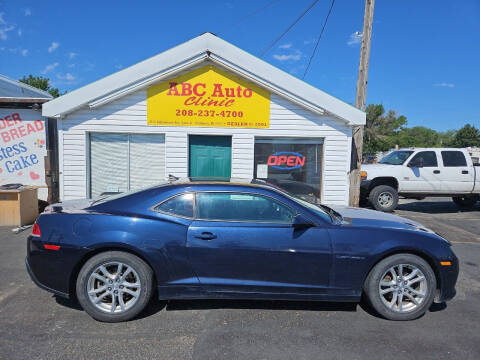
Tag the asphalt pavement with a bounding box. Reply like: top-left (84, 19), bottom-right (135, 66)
top-left (0, 197), bottom-right (479, 360)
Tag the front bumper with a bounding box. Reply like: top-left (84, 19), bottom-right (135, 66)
top-left (437, 251), bottom-right (459, 302)
top-left (360, 180), bottom-right (371, 198)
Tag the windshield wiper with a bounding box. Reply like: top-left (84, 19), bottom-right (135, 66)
top-left (317, 204), bottom-right (343, 223)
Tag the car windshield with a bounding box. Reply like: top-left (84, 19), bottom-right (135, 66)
top-left (379, 151), bottom-right (413, 165)
top-left (266, 184), bottom-right (340, 224)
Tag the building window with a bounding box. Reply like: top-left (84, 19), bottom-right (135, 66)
top-left (254, 138), bottom-right (323, 201)
top-left (89, 133), bottom-right (165, 197)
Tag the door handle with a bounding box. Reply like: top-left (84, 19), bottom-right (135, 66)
top-left (194, 232), bottom-right (217, 240)
top-left (433, 170), bottom-right (440, 174)
top-left (462, 170), bottom-right (469, 174)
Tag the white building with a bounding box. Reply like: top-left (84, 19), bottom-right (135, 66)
top-left (42, 33), bottom-right (365, 205)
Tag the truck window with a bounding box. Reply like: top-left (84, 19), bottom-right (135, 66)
top-left (410, 151), bottom-right (438, 167)
top-left (441, 151), bottom-right (467, 167)
top-left (379, 151), bottom-right (413, 165)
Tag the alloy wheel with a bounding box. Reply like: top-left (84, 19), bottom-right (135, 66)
top-left (378, 264), bottom-right (427, 313)
top-left (87, 262), bottom-right (141, 313)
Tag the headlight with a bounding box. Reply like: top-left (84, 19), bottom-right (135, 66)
top-left (360, 171), bottom-right (368, 181)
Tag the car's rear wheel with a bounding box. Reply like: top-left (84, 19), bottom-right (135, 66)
top-left (364, 254), bottom-right (436, 320)
top-left (76, 251), bottom-right (153, 322)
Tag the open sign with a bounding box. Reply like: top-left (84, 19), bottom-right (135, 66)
top-left (267, 152), bottom-right (305, 170)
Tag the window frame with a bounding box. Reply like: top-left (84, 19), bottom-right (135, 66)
top-left (441, 150), bottom-right (468, 167)
top-left (193, 190), bottom-right (298, 224)
top-left (151, 192), bottom-right (196, 219)
top-left (408, 151), bottom-right (439, 168)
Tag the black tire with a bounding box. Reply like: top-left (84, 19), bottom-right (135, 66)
top-left (369, 185), bottom-right (399, 212)
top-left (359, 197), bottom-right (369, 208)
top-left (76, 251), bottom-right (154, 322)
top-left (452, 195), bottom-right (478, 208)
top-left (364, 254), bottom-right (436, 321)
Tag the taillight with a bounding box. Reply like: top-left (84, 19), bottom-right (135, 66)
top-left (32, 222), bottom-right (41, 237)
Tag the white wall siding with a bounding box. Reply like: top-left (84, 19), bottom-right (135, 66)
top-left (60, 90), bottom-right (351, 205)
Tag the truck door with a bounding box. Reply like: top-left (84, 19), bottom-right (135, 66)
top-left (402, 151), bottom-right (442, 192)
top-left (439, 150), bottom-right (474, 193)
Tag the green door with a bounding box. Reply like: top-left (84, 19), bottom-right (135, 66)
top-left (189, 136), bottom-right (232, 178)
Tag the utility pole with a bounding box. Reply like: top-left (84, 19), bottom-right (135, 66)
top-left (349, 0), bottom-right (375, 206)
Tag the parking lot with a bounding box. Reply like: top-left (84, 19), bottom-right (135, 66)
top-left (0, 197), bottom-right (479, 360)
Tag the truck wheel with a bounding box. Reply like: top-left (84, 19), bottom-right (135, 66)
top-left (452, 195), bottom-right (478, 208)
top-left (370, 185), bottom-right (398, 212)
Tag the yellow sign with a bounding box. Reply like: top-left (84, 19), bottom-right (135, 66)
top-left (147, 66), bottom-right (270, 128)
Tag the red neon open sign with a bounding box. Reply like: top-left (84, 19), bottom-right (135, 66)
top-left (267, 152), bottom-right (305, 170)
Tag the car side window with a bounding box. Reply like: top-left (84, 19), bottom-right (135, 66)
top-left (154, 193), bottom-right (194, 218)
top-left (196, 192), bottom-right (295, 223)
top-left (441, 151), bottom-right (467, 167)
top-left (410, 151), bottom-right (438, 167)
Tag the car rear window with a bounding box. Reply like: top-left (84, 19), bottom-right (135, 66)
top-left (441, 151), bottom-right (467, 167)
top-left (155, 193), bottom-right (194, 218)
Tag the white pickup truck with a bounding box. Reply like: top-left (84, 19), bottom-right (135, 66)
top-left (360, 148), bottom-right (480, 212)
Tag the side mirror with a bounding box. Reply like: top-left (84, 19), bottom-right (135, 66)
top-left (292, 214), bottom-right (314, 230)
top-left (408, 158), bottom-right (424, 168)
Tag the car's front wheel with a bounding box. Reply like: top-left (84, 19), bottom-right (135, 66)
top-left (364, 254), bottom-right (436, 320)
top-left (76, 251), bottom-right (154, 322)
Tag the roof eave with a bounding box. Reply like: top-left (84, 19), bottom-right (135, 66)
top-left (42, 33), bottom-right (365, 125)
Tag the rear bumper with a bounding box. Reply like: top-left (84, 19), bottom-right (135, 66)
top-left (26, 235), bottom-right (90, 299)
top-left (26, 257), bottom-right (69, 298)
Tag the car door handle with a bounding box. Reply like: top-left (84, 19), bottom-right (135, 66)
top-left (462, 170), bottom-right (469, 174)
top-left (194, 232), bottom-right (217, 240)
top-left (433, 170), bottom-right (440, 174)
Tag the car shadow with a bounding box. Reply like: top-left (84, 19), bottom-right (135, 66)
top-left (54, 294), bottom-right (168, 319)
top-left (361, 199), bottom-right (480, 215)
top-left (54, 295), bottom-right (83, 311)
top-left (395, 200), bottom-right (480, 215)
top-left (54, 295), bottom-right (447, 319)
top-left (164, 299), bottom-right (358, 312)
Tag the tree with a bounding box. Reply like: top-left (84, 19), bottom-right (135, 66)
top-left (438, 130), bottom-right (456, 146)
top-left (363, 104), bottom-right (407, 154)
top-left (449, 124), bottom-right (480, 148)
top-left (19, 75), bottom-right (61, 98)
top-left (394, 126), bottom-right (441, 148)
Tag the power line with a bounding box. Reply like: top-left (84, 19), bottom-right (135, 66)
top-left (220, 0), bottom-right (281, 35)
top-left (260, 0), bottom-right (321, 57)
top-left (302, 0), bottom-right (336, 79)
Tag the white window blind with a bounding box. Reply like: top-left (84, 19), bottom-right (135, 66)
top-left (90, 133), bottom-right (128, 198)
top-left (129, 134), bottom-right (166, 190)
top-left (89, 133), bottom-right (165, 197)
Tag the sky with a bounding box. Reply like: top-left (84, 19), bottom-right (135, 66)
top-left (1, 0), bottom-right (479, 131)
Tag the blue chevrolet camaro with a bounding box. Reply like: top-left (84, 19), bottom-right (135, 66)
top-left (26, 178), bottom-right (458, 322)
